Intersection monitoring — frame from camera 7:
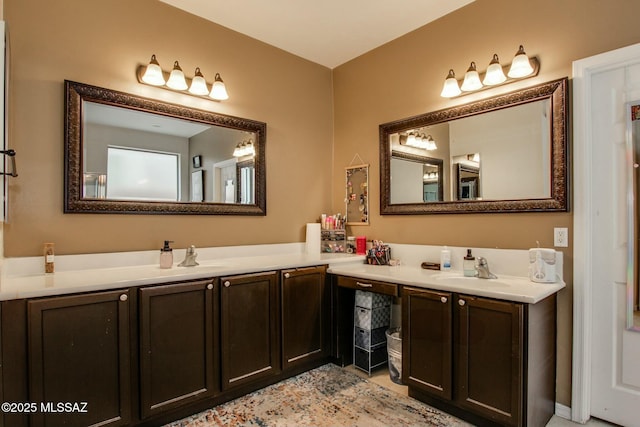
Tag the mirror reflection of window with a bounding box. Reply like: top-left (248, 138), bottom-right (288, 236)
top-left (238, 162), bottom-right (255, 204)
top-left (106, 147), bottom-right (179, 201)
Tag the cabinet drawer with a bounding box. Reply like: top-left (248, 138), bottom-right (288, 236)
top-left (336, 276), bottom-right (399, 297)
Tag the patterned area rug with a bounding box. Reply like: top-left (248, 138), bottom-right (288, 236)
top-left (166, 364), bottom-right (471, 427)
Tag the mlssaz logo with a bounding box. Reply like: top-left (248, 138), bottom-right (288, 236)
top-left (40, 402), bottom-right (88, 413)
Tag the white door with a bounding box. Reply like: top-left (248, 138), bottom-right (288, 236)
top-left (574, 43), bottom-right (640, 426)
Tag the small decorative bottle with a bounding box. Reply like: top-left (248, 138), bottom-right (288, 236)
top-left (44, 243), bottom-right (55, 274)
top-left (160, 240), bottom-right (174, 269)
top-left (463, 249), bottom-right (476, 277)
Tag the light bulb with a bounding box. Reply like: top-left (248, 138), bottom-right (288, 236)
top-left (209, 73), bottom-right (229, 100)
top-left (166, 61), bottom-right (188, 90)
top-left (440, 69), bottom-right (461, 98)
top-left (508, 45), bottom-right (534, 78)
top-left (188, 67), bottom-right (209, 95)
top-left (141, 55), bottom-right (165, 86)
top-left (461, 62), bottom-right (483, 91)
top-left (483, 54), bottom-right (507, 86)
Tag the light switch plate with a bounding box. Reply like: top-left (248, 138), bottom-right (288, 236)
top-left (554, 227), bottom-right (568, 247)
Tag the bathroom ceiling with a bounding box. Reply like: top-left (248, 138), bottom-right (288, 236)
top-left (158, 0), bottom-right (475, 69)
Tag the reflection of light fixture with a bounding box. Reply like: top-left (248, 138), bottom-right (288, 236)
top-left (423, 171), bottom-right (439, 181)
top-left (425, 135), bottom-right (437, 151)
top-left (401, 132), bottom-right (438, 151)
top-left (137, 55), bottom-right (229, 101)
top-left (233, 140), bottom-right (255, 157)
top-left (440, 45), bottom-right (539, 98)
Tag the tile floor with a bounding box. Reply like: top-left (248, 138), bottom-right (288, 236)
top-left (346, 365), bottom-right (618, 427)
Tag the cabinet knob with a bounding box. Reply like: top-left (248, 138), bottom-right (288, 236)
top-left (119, 294), bottom-right (128, 302)
top-left (440, 296), bottom-right (448, 303)
top-left (207, 283), bottom-right (214, 290)
top-left (458, 299), bottom-right (466, 306)
top-left (284, 273), bottom-right (291, 279)
top-left (224, 281), bottom-right (231, 287)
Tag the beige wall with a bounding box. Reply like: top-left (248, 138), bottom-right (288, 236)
top-left (3, 0), bottom-right (334, 256)
top-left (332, 0), bottom-right (640, 407)
top-left (5, 0), bottom-right (640, 410)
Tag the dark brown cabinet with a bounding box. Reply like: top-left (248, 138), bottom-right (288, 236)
top-left (27, 289), bottom-right (132, 427)
top-left (281, 266), bottom-right (329, 371)
top-left (138, 279), bottom-right (218, 419)
top-left (403, 286), bottom-right (556, 427)
top-left (220, 271), bottom-right (280, 390)
top-left (456, 294), bottom-right (523, 426)
top-left (402, 287), bottom-right (453, 400)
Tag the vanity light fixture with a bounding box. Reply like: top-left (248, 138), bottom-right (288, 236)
top-left (137, 55), bottom-right (229, 101)
top-left (401, 132), bottom-right (437, 151)
top-left (440, 45), bottom-right (539, 98)
top-left (233, 140), bottom-right (255, 157)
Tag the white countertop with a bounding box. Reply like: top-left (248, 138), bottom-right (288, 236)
top-left (327, 263), bottom-right (565, 304)
top-left (0, 243), bottom-right (566, 303)
top-left (0, 252), bottom-right (364, 301)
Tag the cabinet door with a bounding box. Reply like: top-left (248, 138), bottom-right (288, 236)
top-left (281, 266), bottom-right (329, 371)
top-left (455, 294), bottom-right (523, 426)
top-left (139, 279), bottom-right (218, 419)
top-left (220, 271), bottom-right (280, 390)
top-left (402, 287), bottom-right (453, 400)
top-left (28, 289), bottom-right (131, 427)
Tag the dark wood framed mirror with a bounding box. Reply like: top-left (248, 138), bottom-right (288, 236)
top-left (380, 77), bottom-right (568, 214)
top-left (64, 80), bottom-right (266, 215)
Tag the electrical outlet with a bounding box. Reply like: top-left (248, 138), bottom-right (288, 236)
top-left (554, 227), bottom-right (568, 247)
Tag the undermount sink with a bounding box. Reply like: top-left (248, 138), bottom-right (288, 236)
top-left (429, 273), bottom-right (512, 288)
top-left (187, 260), bottom-right (233, 268)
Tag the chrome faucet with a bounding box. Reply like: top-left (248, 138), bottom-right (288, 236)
top-left (476, 257), bottom-right (497, 279)
top-left (178, 245), bottom-right (199, 267)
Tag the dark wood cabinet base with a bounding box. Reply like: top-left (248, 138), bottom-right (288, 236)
top-left (136, 357), bottom-right (330, 427)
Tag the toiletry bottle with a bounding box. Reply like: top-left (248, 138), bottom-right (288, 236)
top-left (463, 249), bottom-right (476, 277)
top-left (440, 246), bottom-right (451, 271)
top-left (160, 240), bottom-right (174, 269)
top-left (44, 243), bottom-right (55, 273)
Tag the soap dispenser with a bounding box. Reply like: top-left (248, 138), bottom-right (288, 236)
top-left (160, 240), bottom-right (174, 269)
top-left (463, 249), bottom-right (476, 277)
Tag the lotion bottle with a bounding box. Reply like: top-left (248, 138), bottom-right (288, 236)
top-left (160, 240), bottom-right (174, 269)
top-left (440, 246), bottom-right (451, 271)
top-left (463, 249), bottom-right (476, 277)
top-left (44, 243), bottom-right (55, 273)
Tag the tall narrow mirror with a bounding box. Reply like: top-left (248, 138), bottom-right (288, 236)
top-left (345, 164), bottom-right (368, 225)
top-left (627, 100), bottom-right (640, 330)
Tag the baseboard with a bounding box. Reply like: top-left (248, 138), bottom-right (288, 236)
top-left (555, 402), bottom-right (572, 420)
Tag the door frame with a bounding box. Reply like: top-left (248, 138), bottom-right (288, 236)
top-left (572, 42), bottom-right (640, 423)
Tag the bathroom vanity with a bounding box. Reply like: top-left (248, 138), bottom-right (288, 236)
top-left (0, 248), bottom-right (564, 427)
top-left (328, 261), bottom-right (563, 427)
